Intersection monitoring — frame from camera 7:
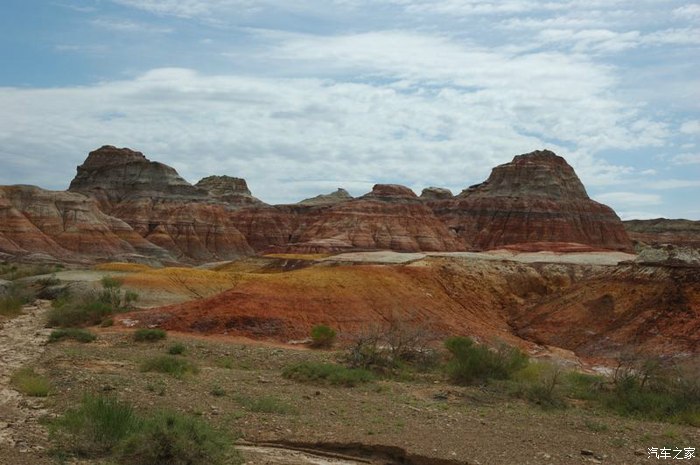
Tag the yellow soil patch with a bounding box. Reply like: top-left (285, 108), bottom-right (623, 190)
top-left (121, 267), bottom-right (242, 298)
top-left (94, 262), bottom-right (154, 273)
top-left (262, 253), bottom-right (332, 260)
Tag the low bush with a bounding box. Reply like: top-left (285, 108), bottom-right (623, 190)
top-left (48, 328), bottom-right (96, 343)
top-left (235, 395), bottom-right (296, 414)
top-left (11, 367), bottom-right (51, 397)
top-left (47, 299), bottom-right (112, 327)
top-left (134, 328), bottom-right (167, 342)
top-left (140, 356), bottom-right (199, 378)
top-left (0, 263), bottom-right (61, 281)
top-left (50, 394), bottom-right (238, 465)
top-left (345, 318), bottom-right (437, 373)
top-left (0, 294), bottom-right (23, 317)
top-left (283, 362), bottom-right (375, 387)
top-left (50, 394), bottom-right (139, 456)
top-left (310, 324), bottom-right (336, 348)
top-left (46, 276), bottom-right (138, 328)
top-left (508, 362), bottom-right (567, 409)
top-left (168, 342), bottom-right (186, 355)
top-left (444, 337), bottom-right (528, 385)
top-left (116, 410), bottom-right (231, 465)
top-left (0, 282), bottom-right (34, 317)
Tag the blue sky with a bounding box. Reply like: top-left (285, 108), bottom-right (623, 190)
top-left (1, 0), bottom-right (698, 219)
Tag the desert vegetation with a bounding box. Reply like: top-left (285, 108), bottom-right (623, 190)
top-left (47, 276), bottom-right (137, 327)
top-left (49, 394), bottom-right (238, 465)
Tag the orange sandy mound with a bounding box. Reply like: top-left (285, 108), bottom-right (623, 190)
top-left (130, 259), bottom-right (527, 346)
top-left (121, 267), bottom-right (240, 298)
top-left (94, 262), bottom-right (154, 272)
top-left (127, 258), bottom-right (700, 358)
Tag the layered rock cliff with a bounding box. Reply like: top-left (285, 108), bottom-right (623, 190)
top-left (0, 185), bottom-right (171, 262)
top-left (68, 146), bottom-right (252, 262)
top-left (0, 146), bottom-right (638, 263)
top-left (427, 150), bottom-right (633, 252)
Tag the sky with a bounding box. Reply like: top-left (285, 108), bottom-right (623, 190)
top-left (0, 0), bottom-right (698, 219)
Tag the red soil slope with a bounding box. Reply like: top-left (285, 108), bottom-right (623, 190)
top-left (128, 257), bottom-right (700, 357)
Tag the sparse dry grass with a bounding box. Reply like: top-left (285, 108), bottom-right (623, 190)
top-left (94, 262), bottom-right (154, 273)
top-left (121, 267), bottom-right (240, 298)
top-left (263, 253), bottom-right (332, 260)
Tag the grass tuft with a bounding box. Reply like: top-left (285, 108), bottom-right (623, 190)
top-left (140, 356), bottom-right (199, 378)
top-left (134, 328), bottom-right (167, 342)
top-left (283, 362), bottom-right (374, 387)
top-left (11, 367), bottom-right (51, 397)
top-left (167, 342), bottom-right (186, 355)
top-left (48, 328), bottom-right (97, 343)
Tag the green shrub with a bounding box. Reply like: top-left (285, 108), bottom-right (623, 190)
top-left (11, 367), bottom-right (51, 397)
top-left (0, 282), bottom-right (34, 317)
top-left (0, 263), bottom-right (60, 281)
top-left (235, 395), bottom-right (296, 414)
top-left (283, 362), bottom-right (374, 387)
top-left (444, 337), bottom-right (528, 385)
top-left (100, 317), bottom-right (114, 327)
top-left (50, 395), bottom-right (238, 465)
top-left (46, 277), bottom-right (138, 328)
top-left (140, 356), bottom-right (198, 378)
top-left (210, 385), bottom-right (226, 397)
top-left (47, 299), bottom-right (113, 328)
top-left (134, 328), bottom-right (167, 342)
top-left (48, 328), bottom-right (97, 343)
top-left (168, 342), bottom-right (186, 355)
top-left (116, 410), bottom-right (232, 465)
top-left (50, 394), bottom-right (139, 456)
top-left (310, 324), bottom-right (336, 348)
top-left (508, 362), bottom-right (567, 409)
top-left (0, 294), bottom-right (23, 317)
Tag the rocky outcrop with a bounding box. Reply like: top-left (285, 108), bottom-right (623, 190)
top-left (428, 150), bottom-right (633, 252)
top-left (624, 219), bottom-right (700, 249)
top-left (69, 146), bottom-right (205, 204)
top-left (282, 184), bottom-right (464, 253)
top-left (298, 188), bottom-right (353, 206)
top-left (1, 146), bottom-right (638, 263)
top-left (68, 146), bottom-right (253, 262)
top-left (0, 185), bottom-right (172, 262)
top-left (195, 176), bottom-right (265, 208)
top-left (420, 187), bottom-right (453, 200)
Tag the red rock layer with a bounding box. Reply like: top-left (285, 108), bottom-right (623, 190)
top-left (427, 150), bottom-right (633, 252)
top-left (624, 219), bottom-right (700, 248)
top-left (0, 185), bottom-right (169, 261)
top-left (69, 146), bottom-right (253, 262)
top-left (285, 185), bottom-right (464, 253)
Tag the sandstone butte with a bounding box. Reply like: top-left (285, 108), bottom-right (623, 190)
top-left (0, 145), bottom-right (641, 263)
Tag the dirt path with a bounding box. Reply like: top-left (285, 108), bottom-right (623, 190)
top-left (0, 300), bottom-right (53, 464)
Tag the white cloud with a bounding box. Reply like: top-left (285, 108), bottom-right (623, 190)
top-left (680, 120), bottom-right (700, 135)
top-left (0, 63), bottom-right (651, 203)
top-left (90, 18), bottom-right (173, 33)
top-left (649, 179), bottom-right (700, 189)
top-left (594, 191), bottom-right (663, 207)
top-left (671, 153), bottom-right (700, 165)
top-left (673, 4), bottom-right (700, 19)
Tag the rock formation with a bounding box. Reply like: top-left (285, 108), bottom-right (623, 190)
top-left (195, 176), bottom-right (264, 208)
top-left (624, 219), bottom-right (700, 249)
top-left (284, 184), bottom-right (464, 253)
top-left (0, 146), bottom-right (638, 263)
top-left (420, 187), bottom-right (453, 200)
top-left (427, 150), bottom-right (633, 252)
top-left (298, 188), bottom-right (353, 206)
top-left (68, 146), bottom-right (252, 262)
top-left (0, 185), bottom-right (171, 262)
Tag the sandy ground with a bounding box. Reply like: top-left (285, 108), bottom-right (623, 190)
top-left (0, 300), bottom-right (53, 465)
top-left (320, 250), bottom-right (636, 266)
